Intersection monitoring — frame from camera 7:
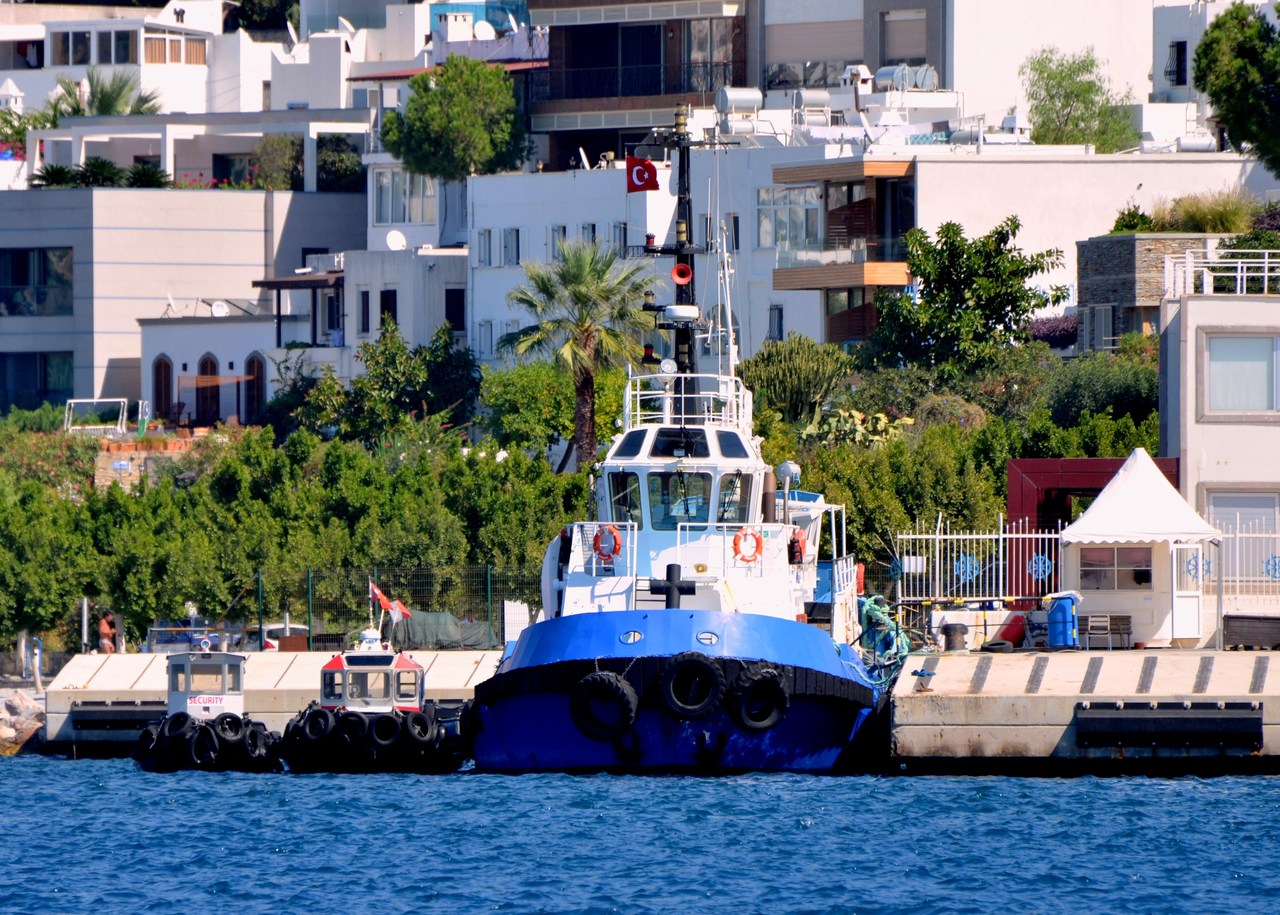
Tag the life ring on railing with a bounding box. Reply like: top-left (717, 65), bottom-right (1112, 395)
top-left (593, 524), bottom-right (623, 562)
top-left (733, 527), bottom-right (763, 563)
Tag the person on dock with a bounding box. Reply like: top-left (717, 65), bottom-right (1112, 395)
top-left (98, 610), bottom-right (117, 654)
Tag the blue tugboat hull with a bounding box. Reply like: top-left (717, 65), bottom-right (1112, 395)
top-left (471, 610), bottom-right (880, 773)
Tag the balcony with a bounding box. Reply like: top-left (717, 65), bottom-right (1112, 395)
top-left (529, 61), bottom-right (741, 103)
top-left (773, 237), bottom-right (910, 292)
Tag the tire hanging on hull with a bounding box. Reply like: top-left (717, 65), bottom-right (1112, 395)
top-left (569, 671), bottom-right (639, 741)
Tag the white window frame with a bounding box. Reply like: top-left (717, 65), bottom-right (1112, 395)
top-left (550, 225), bottom-right (567, 260)
top-left (503, 228), bottom-right (521, 266)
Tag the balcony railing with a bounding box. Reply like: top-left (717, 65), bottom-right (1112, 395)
top-left (1165, 249), bottom-right (1280, 298)
top-left (775, 236), bottom-right (908, 269)
top-left (529, 61), bottom-right (741, 102)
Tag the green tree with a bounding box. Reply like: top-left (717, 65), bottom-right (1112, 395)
top-left (252, 134), bottom-right (302, 190)
top-left (316, 135), bottom-right (366, 192)
top-left (860, 216), bottom-right (1066, 382)
top-left (1194, 2), bottom-right (1280, 176)
top-left (1019, 47), bottom-right (1141, 152)
top-left (50, 68), bottom-right (161, 119)
top-left (420, 323), bottom-right (481, 427)
top-left (737, 333), bottom-right (856, 425)
top-left (500, 241), bottom-right (654, 470)
top-left (0, 108), bottom-right (55, 157)
top-left (380, 55), bottom-right (527, 181)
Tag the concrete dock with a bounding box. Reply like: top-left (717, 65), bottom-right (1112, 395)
top-left (43, 649), bottom-right (502, 754)
top-left (891, 648), bottom-right (1280, 774)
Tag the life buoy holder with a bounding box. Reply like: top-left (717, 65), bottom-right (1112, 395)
top-left (733, 527), bottom-right (763, 563)
top-left (788, 527), bottom-right (806, 565)
top-left (593, 524), bottom-right (623, 562)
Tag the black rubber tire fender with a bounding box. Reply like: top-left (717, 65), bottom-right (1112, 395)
top-left (135, 722), bottom-right (161, 757)
top-left (569, 671), bottom-right (639, 741)
top-left (729, 666), bottom-right (790, 731)
top-left (188, 724), bottom-right (220, 768)
top-left (981, 639), bottom-right (1015, 654)
top-left (302, 707), bottom-right (334, 741)
top-left (244, 724), bottom-right (268, 759)
top-left (337, 711), bottom-right (369, 743)
top-left (161, 711), bottom-right (193, 740)
top-left (658, 651), bottom-right (726, 720)
top-left (404, 709), bottom-right (438, 746)
top-left (370, 713), bottom-right (401, 747)
top-left (213, 712), bottom-right (245, 744)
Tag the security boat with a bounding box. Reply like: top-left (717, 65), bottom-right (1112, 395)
top-left (471, 107), bottom-right (887, 773)
top-left (277, 629), bottom-right (468, 774)
top-left (134, 647), bottom-right (280, 773)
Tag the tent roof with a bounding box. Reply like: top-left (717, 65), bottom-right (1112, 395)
top-left (1061, 448), bottom-right (1221, 544)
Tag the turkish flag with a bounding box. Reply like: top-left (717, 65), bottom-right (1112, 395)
top-left (626, 155), bottom-right (659, 193)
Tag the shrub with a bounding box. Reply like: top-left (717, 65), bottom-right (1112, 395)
top-left (1153, 188), bottom-right (1256, 233)
top-left (1045, 349), bottom-right (1157, 427)
top-left (1111, 203), bottom-right (1155, 233)
top-left (125, 162), bottom-right (172, 188)
top-left (73, 156), bottom-right (125, 188)
top-left (1028, 313), bottom-right (1079, 348)
top-left (1255, 201), bottom-right (1280, 233)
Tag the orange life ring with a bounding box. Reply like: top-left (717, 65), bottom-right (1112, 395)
top-left (593, 524), bottom-right (623, 562)
top-left (733, 527), bottom-right (763, 563)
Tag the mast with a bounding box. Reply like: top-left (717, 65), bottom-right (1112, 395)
top-left (642, 104), bottom-right (703, 377)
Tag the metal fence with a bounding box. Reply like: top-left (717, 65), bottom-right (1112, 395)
top-left (891, 517), bottom-right (1063, 607)
top-left (253, 565), bottom-right (542, 650)
top-left (1208, 527), bottom-right (1280, 607)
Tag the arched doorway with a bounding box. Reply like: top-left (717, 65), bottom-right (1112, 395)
top-left (196, 354), bottom-right (219, 425)
top-left (152, 356), bottom-right (173, 423)
top-left (245, 353), bottom-right (265, 424)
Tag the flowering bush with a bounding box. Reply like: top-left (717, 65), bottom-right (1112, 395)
top-left (1029, 313), bottom-right (1079, 349)
top-left (0, 428), bottom-right (97, 490)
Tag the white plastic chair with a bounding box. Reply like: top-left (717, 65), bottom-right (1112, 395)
top-left (1084, 614), bottom-right (1113, 650)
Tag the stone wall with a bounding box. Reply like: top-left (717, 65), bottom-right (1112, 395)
top-left (94, 438), bottom-right (196, 493)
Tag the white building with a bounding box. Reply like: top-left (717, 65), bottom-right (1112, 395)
top-left (1161, 247), bottom-right (1280, 617)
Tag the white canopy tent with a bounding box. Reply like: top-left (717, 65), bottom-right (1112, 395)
top-left (1061, 448), bottom-right (1223, 648)
top-left (1062, 448), bottom-right (1221, 545)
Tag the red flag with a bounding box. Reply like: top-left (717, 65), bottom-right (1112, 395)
top-left (626, 155), bottom-right (659, 193)
top-left (389, 599), bottom-right (410, 624)
top-left (369, 580), bottom-right (392, 611)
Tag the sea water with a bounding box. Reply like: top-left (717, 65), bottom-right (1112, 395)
top-left (7, 755), bottom-right (1280, 914)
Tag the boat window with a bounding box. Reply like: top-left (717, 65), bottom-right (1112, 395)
top-left (170, 667), bottom-right (187, 692)
top-left (349, 671), bottom-right (391, 700)
top-left (190, 663), bottom-right (223, 692)
top-left (226, 664), bottom-right (242, 694)
top-left (716, 431), bottom-right (750, 459)
top-left (648, 471), bottom-right (712, 530)
top-left (395, 670), bottom-right (418, 701)
top-left (716, 472), bottom-right (753, 524)
top-left (609, 472), bottom-right (644, 528)
top-left (613, 429), bottom-right (648, 459)
top-left (651, 427), bottom-right (709, 458)
top-left (322, 671), bottom-right (344, 702)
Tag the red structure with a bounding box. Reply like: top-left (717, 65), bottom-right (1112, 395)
top-left (1007, 457), bottom-right (1180, 529)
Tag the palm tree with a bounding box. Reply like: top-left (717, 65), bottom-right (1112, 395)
top-left (51, 68), bottom-right (162, 120)
top-left (501, 240), bottom-right (656, 471)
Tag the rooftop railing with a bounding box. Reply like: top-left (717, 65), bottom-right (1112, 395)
top-left (1165, 249), bottom-right (1280, 298)
top-left (624, 372), bottom-right (753, 434)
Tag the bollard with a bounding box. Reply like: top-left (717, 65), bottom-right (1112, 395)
top-left (940, 622), bottom-right (969, 652)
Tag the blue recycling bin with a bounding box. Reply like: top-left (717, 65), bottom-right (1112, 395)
top-left (1046, 594), bottom-right (1079, 648)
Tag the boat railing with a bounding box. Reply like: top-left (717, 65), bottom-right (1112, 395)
top-left (624, 373), bottom-right (753, 434)
top-left (568, 521), bottom-right (641, 577)
top-left (675, 522), bottom-right (799, 581)
top-left (830, 553), bottom-right (859, 598)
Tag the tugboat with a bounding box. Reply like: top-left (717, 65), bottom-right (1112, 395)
top-left (277, 628), bottom-right (468, 774)
top-left (134, 646), bottom-right (281, 773)
top-left (470, 107), bottom-right (891, 773)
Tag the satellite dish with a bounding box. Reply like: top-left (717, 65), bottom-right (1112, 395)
top-left (337, 16), bottom-right (354, 33)
top-left (579, 146), bottom-right (590, 169)
top-left (473, 21), bottom-right (496, 40)
top-left (285, 20), bottom-right (299, 46)
top-left (386, 229), bottom-right (407, 251)
top-left (210, 300), bottom-right (230, 317)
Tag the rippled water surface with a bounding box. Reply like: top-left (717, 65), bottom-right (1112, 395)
top-left (9, 756), bottom-right (1280, 914)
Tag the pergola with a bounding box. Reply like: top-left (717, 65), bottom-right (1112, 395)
top-left (252, 271), bottom-right (344, 348)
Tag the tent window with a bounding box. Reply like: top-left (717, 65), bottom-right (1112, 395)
top-left (1080, 546), bottom-right (1152, 591)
